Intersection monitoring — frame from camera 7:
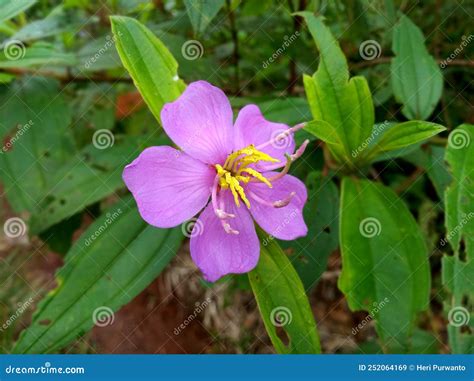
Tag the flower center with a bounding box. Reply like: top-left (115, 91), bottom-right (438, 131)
top-left (215, 144), bottom-right (279, 208)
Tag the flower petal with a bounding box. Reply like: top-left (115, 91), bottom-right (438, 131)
top-left (190, 190), bottom-right (260, 282)
top-left (161, 81), bottom-right (233, 164)
top-left (123, 146), bottom-right (214, 228)
top-left (247, 173), bottom-right (307, 240)
top-left (234, 104), bottom-right (295, 169)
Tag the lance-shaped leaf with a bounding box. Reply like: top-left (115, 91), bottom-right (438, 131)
top-left (366, 121), bottom-right (446, 161)
top-left (300, 12), bottom-right (374, 165)
top-left (391, 15), bottom-right (443, 120)
top-left (249, 228), bottom-right (321, 354)
top-left (111, 16), bottom-right (186, 125)
top-left (339, 177), bottom-right (430, 353)
top-left (13, 198), bottom-right (183, 353)
top-left (443, 124), bottom-right (474, 354)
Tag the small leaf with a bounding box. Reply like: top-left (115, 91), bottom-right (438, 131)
top-left (249, 227), bottom-right (321, 354)
top-left (111, 16), bottom-right (186, 125)
top-left (184, 0), bottom-right (226, 35)
top-left (391, 15), bottom-right (443, 120)
top-left (339, 177), bottom-right (430, 352)
top-left (13, 198), bottom-right (184, 353)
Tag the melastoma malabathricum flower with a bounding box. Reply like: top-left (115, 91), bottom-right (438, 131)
top-left (123, 81), bottom-right (309, 281)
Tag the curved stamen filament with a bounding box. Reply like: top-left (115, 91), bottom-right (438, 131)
top-left (248, 189), bottom-right (296, 208)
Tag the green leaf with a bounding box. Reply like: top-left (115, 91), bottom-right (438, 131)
top-left (184, 0), bottom-right (226, 35)
top-left (0, 77), bottom-right (75, 213)
top-left (405, 145), bottom-right (451, 202)
top-left (300, 12), bottom-right (374, 165)
top-left (282, 172), bottom-right (339, 291)
top-left (0, 0), bottom-right (36, 24)
top-left (441, 256), bottom-right (474, 354)
top-left (443, 124), bottom-right (474, 353)
top-left (249, 228), bottom-right (321, 354)
top-left (367, 121), bottom-right (446, 160)
top-left (13, 198), bottom-right (184, 353)
top-left (29, 136), bottom-right (168, 234)
top-left (339, 177), bottom-right (430, 352)
top-left (304, 120), bottom-right (343, 146)
top-left (445, 124), bottom-right (474, 255)
top-left (0, 42), bottom-right (78, 68)
top-left (391, 15), bottom-right (443, 120)
top-left (111, 16), bottom-right (186, 125)
top-left (10, 5), bottom-right (90, 43)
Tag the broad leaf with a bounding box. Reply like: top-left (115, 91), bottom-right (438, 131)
top-left (443, 124), bottom-right (474, 353)
top-left (0, 77), bottom-right (75, 212)
top-left (111, 16), bottom-right (186, 125)
top-left (0, 0), bottom-right (36, 24)
top-left (249, 228), bottom-right (321, 354)
top-left (13, 198), bottom-right (184, 353)
top-left (339, 177), bottom-right (430, 352)
top-left (184, 0), bottom-right (225, 35)
top-left (300, 12), bottom-right (374, 165)
top-left (445, 124), bottom-right (474, 255)
top-left (391, 15), bottom-right (443, 120)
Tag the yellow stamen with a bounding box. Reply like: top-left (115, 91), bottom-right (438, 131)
top-left (215, 145), bottom-right (278, 208)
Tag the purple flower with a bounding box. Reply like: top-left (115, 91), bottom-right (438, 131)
top-left (123, 81), bottom-right (309, 281)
